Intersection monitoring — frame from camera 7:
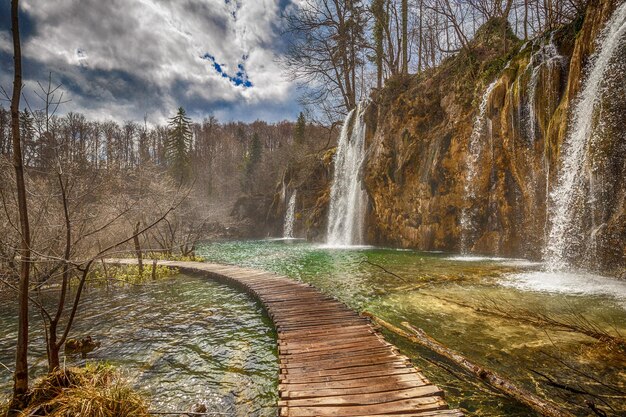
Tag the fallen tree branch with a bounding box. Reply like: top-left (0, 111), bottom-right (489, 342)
top-left (422, 292), bottom-right (626, 351)
top-left (364, 313), bottom-right (576, 417)
top-left (359, 260), bottom-right (408, 282)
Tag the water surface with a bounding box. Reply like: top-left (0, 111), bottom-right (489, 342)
top-left (198, 240), bottom-right (626, 416)
top-left (0, 274), bottom-right (278, 416)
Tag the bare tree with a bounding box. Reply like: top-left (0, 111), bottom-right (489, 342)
top-left (402, 0), bottom-right (409, 73)
top-left (284, 0), bottom-right (369, 121)
top-left (7, 0), bottom-right (31, 413)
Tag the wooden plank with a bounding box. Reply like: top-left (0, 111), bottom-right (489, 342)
top-left (279, 373), bottom-right (429, 390)
top-left (280, 379), bottom-right (428, 399)
top-left (279, 397), bottom-right (448, 416)
top-left (279, 386), bottom-right (444, 407)
top-left (278, 366), bottom-right (415, 384)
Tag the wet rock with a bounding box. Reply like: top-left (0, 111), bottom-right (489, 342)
top-left (361, 0), bottom-right (625, 273)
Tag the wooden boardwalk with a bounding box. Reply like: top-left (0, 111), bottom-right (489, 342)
top-left (111, 259), bottom-right (463, 417)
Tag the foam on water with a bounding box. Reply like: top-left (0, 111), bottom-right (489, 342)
top-left (448, 255), bottom-right (540, 267)
top-left (501, 270), bottom-right (626, 305)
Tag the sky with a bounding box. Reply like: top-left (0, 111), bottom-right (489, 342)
top-left (0, 0), bottom-right (301, 124)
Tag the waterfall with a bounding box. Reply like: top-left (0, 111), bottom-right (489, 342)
top-left (460, 78), bottom-right (500, 253)
top-left (283, 191), bottom-right (297, 239)
top-left (326, 103), bottom-right (368, 246)
top-left (526, 33), bottom-right (564, 142)
top-left (545, 2), bottom-right (626, 270)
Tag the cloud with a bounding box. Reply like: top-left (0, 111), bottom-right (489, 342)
top-left (0, 0), bottom-right (300, 123)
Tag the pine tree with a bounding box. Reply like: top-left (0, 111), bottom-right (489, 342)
top-left (19, 108), bottom-right (35, 164)
top-left (294, 112), bottom-right (306, 144)
top-left (166, 107), bottom-right (192, 181)
top-left (243, 132), bottom-right (262, 190)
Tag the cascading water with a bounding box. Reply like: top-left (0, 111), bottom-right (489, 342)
top-left (545, 2), bottom-right (626, 270)
top-left (460, 78), bottom-right (500, 253)
top-left (523, 34), bottom-right (565, 241)
top-left (326, 103), bottom-right (368, 246)
top-left (283, 191), bottom-right (297, 239)
top-left (526, 33), bottom-right (564, 142)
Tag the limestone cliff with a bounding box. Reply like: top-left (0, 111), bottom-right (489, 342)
top-left (363, 0), bottom-right (625, 273)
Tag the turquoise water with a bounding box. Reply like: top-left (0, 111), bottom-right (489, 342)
top-left (198, 240), bottom-right (626, 416)
top-left (1, 241), bottom-right (623, 416)
top-left (0, 274), bottom-right (278, 416)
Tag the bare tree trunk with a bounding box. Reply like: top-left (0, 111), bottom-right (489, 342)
top-left (9, 0), bottom-right (31, 412)
top-left (134, 221), bottom-right (143, 276)
top-left (417, 0), bottom-right (423, 72)
top-left (46, 174), bottom-right (72, 371)
top-left (524, 0), bottom-right (529, 39)
top-left (401, 0), bottom-right (408, 74)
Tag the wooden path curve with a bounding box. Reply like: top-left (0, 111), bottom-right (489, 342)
top-left (111, 259), bottom-right (463, 417)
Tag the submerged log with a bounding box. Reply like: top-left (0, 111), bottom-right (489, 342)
top-left (366, 314), bottom-right (576, 417)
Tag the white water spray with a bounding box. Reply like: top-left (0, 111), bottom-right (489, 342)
top-left (526, 34), bottom-right (564, 142)
top-left (283, 191), bottom-right (297, 239)
top-left (545, 2), bottom-right (626, 270)
top-left (460, 78), bottom-right (500, 253)
top-left (327, 103), bottom-right (368, 246)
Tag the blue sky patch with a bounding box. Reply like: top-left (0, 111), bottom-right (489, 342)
top-left (201, 53), bottom-right (253, 88)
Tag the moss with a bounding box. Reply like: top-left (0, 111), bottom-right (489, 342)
top-left (92, 263), bottom-right (179, 285)
top-left (145, 252), bottom-right (204, 262)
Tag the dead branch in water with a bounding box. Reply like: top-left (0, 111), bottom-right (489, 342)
top-left (423, 292), bottom-right (626, 352)
top-left (359, 260), bottom-right (408, 282)
top-left (365, 313), bottom-right (576, 417)
top-left (530, 369), bottom-right (618, 416)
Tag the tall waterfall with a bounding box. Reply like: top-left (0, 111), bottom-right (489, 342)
top-left (283, 191), bottom-right (297, 239)
top-left (460, 78), bottom-right (500, 253)
top-left (326, 103), bottom-right (368, 246)
top-left (545, 2), bottom-right (626, 270)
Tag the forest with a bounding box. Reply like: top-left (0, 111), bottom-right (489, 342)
top-left (1, 0), bottom-right (625, 416)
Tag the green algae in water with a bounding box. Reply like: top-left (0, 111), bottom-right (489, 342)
top-left (0, 274), bottom-right (278, 417)
top-left (197, 240), bottom-right (626, 416)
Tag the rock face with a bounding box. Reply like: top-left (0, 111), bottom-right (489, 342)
top-left (362, 0), bottom-right (626, 274)
top-left (267, 150), bottom-right (335, 241)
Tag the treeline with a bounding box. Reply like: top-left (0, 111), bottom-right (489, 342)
top-left (285, 0), bottom-right (588, 120)
top-left (0, 106), bottom-right (327, 197)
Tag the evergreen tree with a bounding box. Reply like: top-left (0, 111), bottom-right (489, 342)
top-left (19, 108), bottom-right (35, 165)
top-left (166, 107), bottom-right (192, 181)
top-left (294, 112), bottom-right (306, 144)
top-left (243, 132), bottom-right (262, 190)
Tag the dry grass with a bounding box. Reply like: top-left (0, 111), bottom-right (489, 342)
top-left (2, 363), bottom-right (151, 417)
